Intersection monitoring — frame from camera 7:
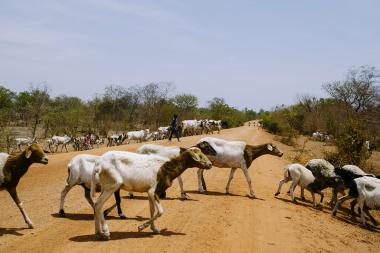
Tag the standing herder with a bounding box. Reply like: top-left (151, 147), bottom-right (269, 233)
top-left (168, 114), bottom-right (180, 142)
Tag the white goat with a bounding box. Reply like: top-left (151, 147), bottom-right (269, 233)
top-left (59, 154), bottom-right (126, 218)
top-left (333, 176), bottom-right (380, 227)
top-left (275, 163), bottom-right (325, 207)
top-left (196, 137), bottom-right (283, 198)
top-left (136, 144), bottom-right (188, 199)
top-left (90, 147), bottom-right (212, 240)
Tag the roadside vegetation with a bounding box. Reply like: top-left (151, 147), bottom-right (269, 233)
top-left (0, 82), bottom-right (256, 151)
top-left (260, 66), bottom-right (380, 168)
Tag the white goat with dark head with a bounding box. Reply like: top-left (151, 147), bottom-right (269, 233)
top-left (90, 147), bottom-right (212, 240)
top-left (136, 142), bottom-right (217, 199)
top-left (196, 137), bottom-right (283, 198)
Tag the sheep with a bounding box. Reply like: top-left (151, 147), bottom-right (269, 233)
top-left (332, 176), bottom-right (380, 227)
top-left (90, 147), bottom-right (212, 240)
top-left (0, 144), bottom-right (48, 228)
top-left (332, 165), bottom-right (379, 225)
top-left (305, 159), bottom-right (345, 208)
top-left (58, 154), bottom-right (126, 219)
top-left (196, 137), bottom-right (283, 198)
top-left (136, 142), bottom-right (217, 199)
top-left (275, 163), bottom-right (326, 207)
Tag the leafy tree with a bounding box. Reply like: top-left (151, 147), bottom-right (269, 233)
top-left (323, 65), bottom-right (380, 112)
top-left (173, 94), bottom-right (198, 119)
top-left (0, 85), bottom-right (15, 127)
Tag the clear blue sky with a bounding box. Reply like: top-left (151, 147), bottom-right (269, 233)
top-left (1, 0), bottom-right (379, 110)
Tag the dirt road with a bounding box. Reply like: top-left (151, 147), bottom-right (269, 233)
top-left (0, 125), bottom-right (379, 253)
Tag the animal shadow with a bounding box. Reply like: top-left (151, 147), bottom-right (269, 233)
top-left (51, 213), bottom-right (148, 221)
top-left (186, 190), bottom-right (242, 197)
top-left (333, 214), bottom-right (380, 233)
top-left (69, 229), bottom-right (186, 242)
top-left (122, 195), bottom-right (198, 202)
top-left (275, 196), bottom-right (317, 209)
top-left (0, 227), bottom-right (28, 237)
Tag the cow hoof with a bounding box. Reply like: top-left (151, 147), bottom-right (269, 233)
top-left (97, 233), bottom-right (110, 240)
top-left (138, 225), bottom-right (146, 232)
top-left (151, 227), bottom-right (160, 234)
top-left (58, 209), bottom-right (66, 217)
top-left (274, 192), bottom-right (280, 196)
top-left (119, 213), bottom-right (127, 219)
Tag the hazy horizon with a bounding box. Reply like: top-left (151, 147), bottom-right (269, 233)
top-left (1, 1), bottom-right (379, 110)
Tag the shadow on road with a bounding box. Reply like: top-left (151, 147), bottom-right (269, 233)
top-left (51, 213), bottom-right (148, 221)
top-left (0, 227), bottom-right (27, 237)
top-left (122, 195), bottom-right (199, 202)
top-left (69, 229), bottom-right (186, 242)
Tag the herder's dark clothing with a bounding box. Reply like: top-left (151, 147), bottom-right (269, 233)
top-left (169, 117), bottom-right (180, 142)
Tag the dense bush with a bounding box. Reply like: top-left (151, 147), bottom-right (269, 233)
top-left (327, 119), bottom-right (371, 167)
top-left (261, 66), bottom-right (380, 166)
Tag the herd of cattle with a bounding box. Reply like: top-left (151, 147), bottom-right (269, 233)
top-left (1, 121), bottom-right (380, 242)
top-left (12, 119), bottom-right (223, 153)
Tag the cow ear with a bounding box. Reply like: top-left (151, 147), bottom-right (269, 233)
top-left (25, 149), bottom-right (32, 159)
top-left (267, 144), bottom-right (273, 151)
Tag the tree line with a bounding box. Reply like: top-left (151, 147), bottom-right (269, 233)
top-left (260, 65), bottom-right (380, 167)
top-left (0, 82), bottom-right (256, 141)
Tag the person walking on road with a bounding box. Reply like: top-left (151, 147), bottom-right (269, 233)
top-left (168, 114), bottom-right (180, 142)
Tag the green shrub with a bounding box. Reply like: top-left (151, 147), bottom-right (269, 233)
top-left (324, 120), bottom-right (371, 167)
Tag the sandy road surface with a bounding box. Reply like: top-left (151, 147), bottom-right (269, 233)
top-left (0, 125), bottom-right (379, 253)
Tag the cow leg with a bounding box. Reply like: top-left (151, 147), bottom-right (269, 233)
top-left (197, 169), bottom-right (205, 192)
top-left (363, 207), bottom-right (378, 226)
top-left (59, 183), bottom-right (75, 217)
top-left (84, 187), bottom-right (95, 208)
top-left (241, 165), bottom-right (255, 198)
top-left (7, 187), bottom-right (34, 228)
top-left (138, 191), bottom-right (164, 233)
top-left (225, 168), bottom-right (237, 194)
top-left (94, 186), bottom-right (119, 240)
top-left (177, 176), bottom-right (188, 199)
top-left (332, 194), bottom-right (353, 216)
top-left (114, 189), bottom-right (126, 219)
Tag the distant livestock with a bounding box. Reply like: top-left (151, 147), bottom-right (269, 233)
top-left (52, 135), bottom-right (73, 152)
top-left (15, 137), bottom-right (37, 151)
